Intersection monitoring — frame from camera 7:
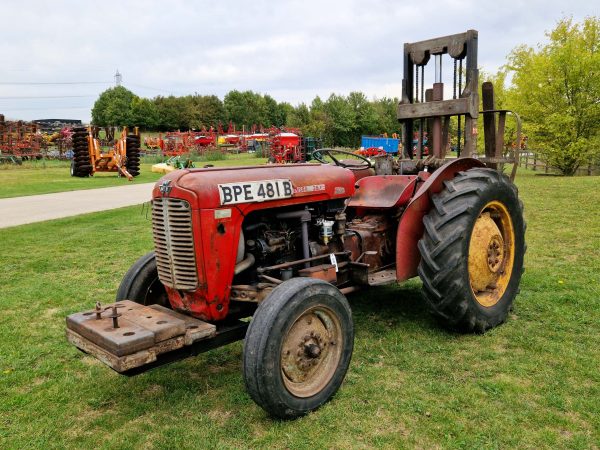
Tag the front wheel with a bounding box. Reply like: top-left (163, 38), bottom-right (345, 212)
top-left (243, 278), bottom-right (354, 419)
top-left (115, 252), bottom-right (168, 306)
top-left (418, 168), bottom-right (526, 332)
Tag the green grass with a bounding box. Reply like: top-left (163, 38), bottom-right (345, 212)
top-left (0, 154), bottom-right (266, 199)
top-left (0, 169), bottom-right (598, 448)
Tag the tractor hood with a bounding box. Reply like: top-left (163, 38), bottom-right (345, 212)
top-left (152, 164), bottom-right (356, 210)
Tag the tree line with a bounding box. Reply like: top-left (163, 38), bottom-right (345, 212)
top-left (91, 88), bottom-right (400, 148)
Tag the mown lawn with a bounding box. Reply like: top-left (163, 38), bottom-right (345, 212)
top-left (0, 154), bottom-right (266, 199)
top-left (0, 169), bottom-right (598, 448)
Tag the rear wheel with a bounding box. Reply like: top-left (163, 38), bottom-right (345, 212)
top-left (417, 168), bottom-right (526, 332)
top-left (243, 278), bottom-right (354, 419)
top-left (115, 252), bottom-right (168, 306)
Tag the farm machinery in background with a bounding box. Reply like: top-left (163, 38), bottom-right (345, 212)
top-left (0, 114), bottom-right (47, 163)
top-left (0, 115), bottom-right (87, 163)
top-left (146, 124), bottom-right (321, 164)
top-left (150, 130), bottom-right (218, 157)
top-left (66, 30), bottom-right (526, 419)
top-left (254, 127), bottom-right (321, 163)
top-left (70, 126), bottom-right (141, 180)
top-left (267, 129), bottom-right (302, 163)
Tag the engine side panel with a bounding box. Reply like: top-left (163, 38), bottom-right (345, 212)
top-left (151, 164), bottom-right (356, 321)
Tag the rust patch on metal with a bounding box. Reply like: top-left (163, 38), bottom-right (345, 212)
top-left (298, 264), bottom-right (337, 283)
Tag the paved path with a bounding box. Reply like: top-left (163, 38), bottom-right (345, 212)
top-left (0, 183), bottom-right (155, 229)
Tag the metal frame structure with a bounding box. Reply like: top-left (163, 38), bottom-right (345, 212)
top-left (397, 29), bottom-right (522, 180)
top-left (398, 29), bottom-right (479, 159)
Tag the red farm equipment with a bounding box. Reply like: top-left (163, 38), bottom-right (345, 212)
top-left (159, 131), bottom-right (196, 157)
top-left (267, 128), bottom-right (304, 163)
top-left (158, 130), bottom-right (219, 156)
top-left (66, 30), bottom-right (525, 419)
top-left (355, 147), bottom-right (387, 157)
top-left (0, 115), bottom-right (46, 162)
top-left (144, 135), bottom-right (162, 152)
top-left (70, 126), bottom-right (141, 180)
top-left (194, 128), bottom-right (217, 148)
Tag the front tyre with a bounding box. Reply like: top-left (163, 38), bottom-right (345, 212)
top-left (418, 168), bottom-right (526, 333)
top-left (115, 252), bottom-right (168, 306)
top-left (243, 278), bottom-right (354, 419)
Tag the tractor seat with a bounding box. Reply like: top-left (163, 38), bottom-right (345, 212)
top-left (347, 175), bottom-right (418, 209)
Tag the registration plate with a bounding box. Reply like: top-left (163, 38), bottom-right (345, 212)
top-left (218, 179), bottom-right (293, 205)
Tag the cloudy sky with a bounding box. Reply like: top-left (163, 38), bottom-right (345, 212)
top-left (0, 0), bottom-right (596, 122)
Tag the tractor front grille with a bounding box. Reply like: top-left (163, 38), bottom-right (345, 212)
top-left (152, 198), bottom-right (198, 290)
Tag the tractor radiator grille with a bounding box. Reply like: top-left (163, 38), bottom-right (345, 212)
top-left (151, 198), bottom-right (198, 290)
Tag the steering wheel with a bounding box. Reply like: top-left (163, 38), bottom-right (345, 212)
top-left (311, 148), bottom-right (373, 171)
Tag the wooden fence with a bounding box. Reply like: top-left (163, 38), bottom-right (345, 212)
top-left (519, 152), bottom-right (599, 176)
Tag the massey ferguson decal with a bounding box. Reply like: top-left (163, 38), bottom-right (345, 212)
top-left (293, 184), bottom-right (325, 194)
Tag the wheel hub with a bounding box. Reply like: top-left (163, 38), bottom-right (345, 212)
top-left (468, 202), bottom-right (516, 307)
top-left (486, 235), bottom-right (504, 273)
top-left (280, 307), bottom-right (342, 398)
top-left (304, 341), bottom-right (322, 358)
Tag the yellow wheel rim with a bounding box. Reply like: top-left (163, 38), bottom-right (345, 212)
top-left (468, 201), bottom-right (515, 307)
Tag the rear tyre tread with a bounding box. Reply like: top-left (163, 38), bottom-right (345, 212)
top-left (417, 168), bottom-right (526, 333)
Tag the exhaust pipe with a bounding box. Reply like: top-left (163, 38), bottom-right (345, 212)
top-left (234, 253), bottom-right (255, 275)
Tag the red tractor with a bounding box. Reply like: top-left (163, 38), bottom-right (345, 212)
top-left (66, 30), bottom-right (525, 419)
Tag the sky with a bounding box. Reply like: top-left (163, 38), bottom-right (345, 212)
top-left (0, 0), bottom-right (596, 122)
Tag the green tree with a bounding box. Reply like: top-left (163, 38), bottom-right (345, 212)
top-left (323, 94), bottom-right (356, 147)
top-left (348, 91), bottom-right (379, 145)
top-left (277, 102), bottom-right (294, 128)
top-left (505, 16), bottom-right (600, 175)
top-left (373, 97), bottom-right (400, 136)
top-left (224, 90), bottom-right (269, 128)
top-left (264, 95), bottom-right (282, 126)
top-left (91, 86), bottom-right (137, 126)
top-left (193, 95), bottom-right (226, 128)
top-left (288, 103), bottom-right (310, 129)
top-left (130, 97), bottom-right (159, 130)
top-left (154, 96), bottom-right (186, 131)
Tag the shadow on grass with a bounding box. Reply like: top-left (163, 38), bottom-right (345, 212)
top-left (346, 281), bottom-right (442, 335)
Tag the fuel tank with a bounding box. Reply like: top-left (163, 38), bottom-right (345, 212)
top-left (150, 164), bottom-right (355, 321)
